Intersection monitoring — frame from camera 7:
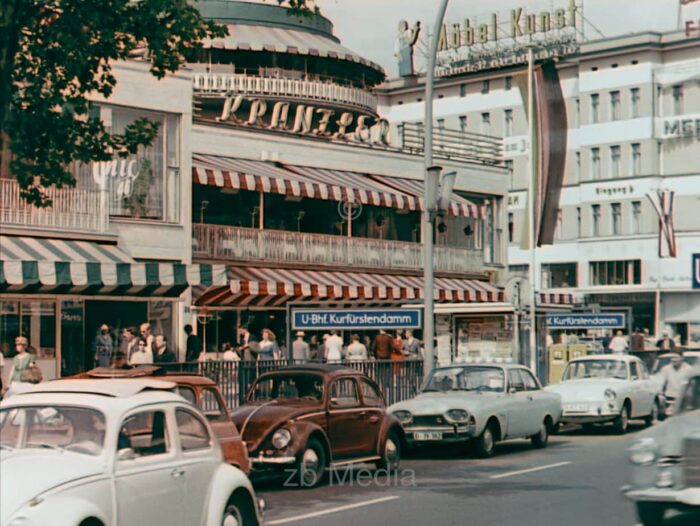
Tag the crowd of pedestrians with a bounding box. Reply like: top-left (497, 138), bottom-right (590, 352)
top-left (93, 322), bottom-right (174, 367)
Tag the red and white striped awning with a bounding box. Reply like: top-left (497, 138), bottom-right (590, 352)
top-left (194, 267), bottom-right (504, 307)
top-left (192, 154), bottom-right (482, 218)
top-left (539, 292), bottom-right (575, 305)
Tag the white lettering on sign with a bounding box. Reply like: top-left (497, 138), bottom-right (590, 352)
top-left (92, 158), bottom-right (139, 197)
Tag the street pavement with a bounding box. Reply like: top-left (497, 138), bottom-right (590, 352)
top-left (256, 423), bottom-right (700, 526)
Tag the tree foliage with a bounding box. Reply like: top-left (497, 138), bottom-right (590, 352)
top-left (0, 0), bottom-right (312, 207)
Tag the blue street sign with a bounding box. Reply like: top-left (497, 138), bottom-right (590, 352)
top-left (292, 308), bottom-right (422, 330)
top-left (693, 254), bottom-right (700, 289)
top-left (546, 313), bottom-right (626, 329)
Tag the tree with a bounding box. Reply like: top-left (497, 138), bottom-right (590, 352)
top-left (0, 0), bottom-right (313, 207)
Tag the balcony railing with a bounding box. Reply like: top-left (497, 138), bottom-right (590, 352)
top-left (397, 122), bottom-right (504, 166)
top-left (0, 178), bottom-right (108, 233)
top-left (193, 224), bottom-right (484, 275)
top-left (193, 73), bottom-right (378, 113)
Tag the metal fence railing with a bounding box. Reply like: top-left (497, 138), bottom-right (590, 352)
top-left (157, 359), bottom-right (424, 410)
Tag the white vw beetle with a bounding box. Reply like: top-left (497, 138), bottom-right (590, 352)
top-left (389, 363), bottom-right (562, 457)
top-left (0, 379), bottom-right (263, 526)
top-left (545, 354), bottom-right (661, 434)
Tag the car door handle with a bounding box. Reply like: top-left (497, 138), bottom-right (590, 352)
top-left (358, 411), bottom-right (367, 418)
top-left (170, 468), bottom-right (185, 478)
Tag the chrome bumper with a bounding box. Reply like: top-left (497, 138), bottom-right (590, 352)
top-left (252, 452), bottom-right (296, 465)
top-left (622, 486), bottom-right (700, 506)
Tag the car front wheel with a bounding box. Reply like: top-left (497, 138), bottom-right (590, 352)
top-left (376, 431), bottom-right (401, 473)
top-left (636, 502), bottom-right (666, 526)
top-left (613, 404), bottom-right (630, 435)
top-left (475, 422), bottom-right (497, 458)
top-left (296, 438), bottom-right (327, 488)
top-left (531, 420), bottom-right (549, 449)
top-left (644, 400), bottom-right (660, 427)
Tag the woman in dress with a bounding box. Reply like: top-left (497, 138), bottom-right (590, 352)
top-left (258, 329), bottom-right (280, 361)
top-left (8, 336), bottom-right (36, 387)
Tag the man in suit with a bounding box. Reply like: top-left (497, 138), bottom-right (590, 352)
top-left (372, 330), bottom-right (393, 360)
top-left (236, 326), bottom-right (258, 361)
top-left (184, 324), bottom-right (202, 362)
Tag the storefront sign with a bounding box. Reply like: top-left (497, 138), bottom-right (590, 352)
top-left (292, 308), bottom-right (422, 330)
top-left (546, 313), bottom-right (626, 329)
top-left (215, 95), bottom-right (390, 145)
top-left (92, 157), bottom-right (142, 197)
top-left (435, 1), bottom-right (579, 75)
top-left (693, 254), bottom-right (700, 289)
top-left (660, 114), bottom-right (700, 139)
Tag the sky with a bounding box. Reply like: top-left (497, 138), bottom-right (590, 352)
top-left (314, 0), bottom-right (700, 78)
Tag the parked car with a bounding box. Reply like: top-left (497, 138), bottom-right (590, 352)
top-left (0, 378), bottom-right (263, 526)
top-left (388, 363), bottom-right (562, 458)
top-left (231, 364), bottom-right (404, 487)
top-left (545, 354), bottom-right (661, 433)
top-left (75, 365), bottom-right (250, 473)
top-left (623, 366), bottom-right (700, 526)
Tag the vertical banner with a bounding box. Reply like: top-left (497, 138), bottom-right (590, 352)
top-left (535, 60), bottom-right (568, 246)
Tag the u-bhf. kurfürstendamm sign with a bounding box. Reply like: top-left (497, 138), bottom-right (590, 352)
top-left (435, 0), bottom-right (580, 76)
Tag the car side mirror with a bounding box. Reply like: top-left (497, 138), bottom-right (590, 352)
top-left (117, 447), bottom-right (135, 461)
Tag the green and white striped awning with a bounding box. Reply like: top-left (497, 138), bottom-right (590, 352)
top-left (0, 236), bottom-right (226, 297)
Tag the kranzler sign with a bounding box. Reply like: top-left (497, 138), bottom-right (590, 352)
top-left (292, 309), bottom-right (422, 330)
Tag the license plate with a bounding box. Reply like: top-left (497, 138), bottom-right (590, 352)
top-left (414, 431), bottom-right (443, 441)
top-left (565, 403), bottom-right (589, 412)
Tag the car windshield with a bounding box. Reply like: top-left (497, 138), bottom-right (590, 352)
top-left (562, 360), bottom-right (629, 380)
top-left (0, 405), bottom-right (106, 456)
top-left (248, 374), bottom-right (324, 402)
top-left (423, 366), bottom-right (505, 393)
top-left (652, 355), bottom-right (699, 374)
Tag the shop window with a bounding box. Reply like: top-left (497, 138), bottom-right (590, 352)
top-left (541, 263), bottom-right (577, 288)
top-left (589, 260), bottom-right (641, 286)
top-left (72, 105), bottom-right (180, 222)
top-left (1, 301), bottom-right (57, 380)
top-left (455, 315), bottom-right (514, 362)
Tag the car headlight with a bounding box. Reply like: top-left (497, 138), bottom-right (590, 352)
top-left (393, 410), bottom-right (413, 424)
top-left (271, 428), bottom-right (292, 450)
top-left (445, 409), bottom-right (469, 424)
top-left (629, 437), bottom-right (657, 466)
top-left (604, 389), bottom-right (617, 401)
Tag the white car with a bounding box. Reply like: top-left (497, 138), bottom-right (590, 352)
top-left (0, 379), bottom-right (263, 526)
top-left (389, 363), bottom-right (562, 457)
top-left (545, 354), bottom-right (661, 434)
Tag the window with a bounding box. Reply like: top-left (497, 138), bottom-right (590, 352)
top-left (509, 264), bottom-right (529, 277)
top-left (521, 370), bottom-right (540, 391)
top-left (610, 91), bottom-right (621, 120)
top-left (632, 143), bottom-right (641, 175)
top-left (505, 76), bottom-right (513, 90)
top-left (481, 80), bottom-right (490, 94)
top-left (359, 380), bottom-right (383, 407)
top-left (504, 109), bottom-right (513, 137)
top-left (481, 112), bottom-right (491, 134)
top-left (589, 260), bottom-right (642, 286)
top-left (630, 88), bottom-right (640, 118)
top-left (508, 212), bottom-right (514, 242)
top-left (591, 93), bottom-right (600, 123)
top-left (118, 410), bottom-right (170, 458)
top-left (201, 388), bottom-right (226, 421)
top-left (175, 386), bottom-right (196, 406)
top-left (508, 369), bottom-right (525, 392)
top-left (630, 362), bottom-right (640, 381)
top-left (591, 148), bottom-right (601, 179)
top-left (505, 160), bottom-right (514, 188)
top-left (632, 201), bottom-right (642, 234)
top-left (577, 207), bottom-right (582, 238)
top-left (555, 208), bottom-right (563, 240)
top-left (176, 409), bottom-right (211, 451)
top-left (576, 151), bottom-right (581, 180)
top-left (672, 85), bottom-right (683, 115)
top-left (611, 202), bottom-right (622, 235)
top-left (459, 115), bottom-right (467, 133)
top-left (541, 263), bottom-right (578, 288)
top-left (330, 378), bottom-right (359, 407)
top-left (436, 118), bottom-right (445, 130)
top-left (460, 83), bottom-right (467, 97)
top-left (592, 204), bottom-right (601, 237)
top-left (610, 145), bottom-right (621, 178)
top-left (575, 98), bottom-right (581, 126)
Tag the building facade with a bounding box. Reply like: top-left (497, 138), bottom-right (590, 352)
top-left (378, 29), bottom-right (700, 348)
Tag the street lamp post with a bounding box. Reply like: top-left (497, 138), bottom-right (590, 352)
top-left (423, 0), bottom-right (451, 379)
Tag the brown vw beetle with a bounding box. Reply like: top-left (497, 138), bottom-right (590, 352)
top-left (233, 364), bottom-right (404, 487)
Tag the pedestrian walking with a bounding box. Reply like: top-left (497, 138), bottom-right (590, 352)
top-left (608, 330), bottom-right (629, 354)
top-left (258, 329), bottom-right (280, 361)
top-left (403, 330), bottom-right (421, 359)
top-left (93, 324), bottom-right (114, 367)
top-left (325, 330), bottom-right (344, 364)
top-left (153, 334), bottom-right (176, 363)
top-left (660, 352), bottom-right (692, 402)
top-left (139, 323), bottom-right (154, 354)
top-left (8, 336), bottom-right (35, 387)
top-left (236, 326), bottom-right (258, 361)
top-left (345, 334), bottom-right (368, 361)
top-left (317, 334), bottom-right (330, 362)
top-left (372, 330), bottom-right (393, 360)
top-left (656, 331), bottom-right (676, 351)
top-left (292, 331), bottom-right (310, 362)
top-left (129, 338), bottom-right (153, 365)
top-left (185, 324), bottom-right (202, 362)
top-left (631, 328), bottom-right (645, 352)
